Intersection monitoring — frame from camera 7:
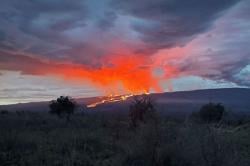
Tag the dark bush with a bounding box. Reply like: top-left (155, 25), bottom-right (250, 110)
top-left (197, 103), bottom-right (225, 123)
top-left (49, 96), bottom-right (76, 121)
top-left (0, 110), bottom-right (8, 115)
top-left (129, 95), bottom-right (156, 128)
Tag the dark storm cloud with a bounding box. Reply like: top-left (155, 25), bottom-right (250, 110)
top-left (0, 0), bottom-right (249, 88)
top-left (111, 0), bottom-right (239, 50)
top-left (0, 0), bottom-right (121, 62)
top-left (0, 0), bottom-right (88, 55)
top-left (0, 0), bottom-right (239, 59)
top-left (1, 0), bottom-right (87, 33)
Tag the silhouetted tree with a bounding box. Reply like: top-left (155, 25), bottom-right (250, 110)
top-left (49, 96), bottom-right (76, 121)
top-left (129, 95), bottom-right (161, 165)
top-left (129, 95), bottom-right (156, 128)
top-left (198, 102), bottom-right (225, 123)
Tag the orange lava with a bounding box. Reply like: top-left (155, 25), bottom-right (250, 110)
top-left (87, 94), bottom-right (134, 108)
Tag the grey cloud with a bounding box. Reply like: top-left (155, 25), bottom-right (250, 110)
top-left (178, 50), bottom-right (250, 86)
top-left (96, 11), bottom-right (117, 30)
top-left (0, 0), bottom-right (240, 61)
top-left (1, 88), bottom-right (45, 93)
top-left (0, 0), bottom-right (88, 54)
top-left (112, 0), bottom-right (239, 50)
top-left (149, 0), bottom-right (250, 87)
top-left (0, 30), bottom-right (6, 41)
top-left (0, 0), bottom-right (120, 65)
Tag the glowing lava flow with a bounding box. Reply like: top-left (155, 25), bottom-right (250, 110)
top-left (87, 94), bottom-right (134, 108)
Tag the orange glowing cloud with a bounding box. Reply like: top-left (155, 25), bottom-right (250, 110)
top-left (57, 54), bottom-right (163, 95)
top-left (0, 48), bottom-right (182, 95)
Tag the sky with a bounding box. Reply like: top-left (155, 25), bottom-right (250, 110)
top-left (0, 0), bottom-right (250, 104)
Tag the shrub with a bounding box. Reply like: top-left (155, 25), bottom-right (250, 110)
top-left (129, 95), bottom-right (156, 128)
top-left (0, 110), bottom-right (8, 115)
top-left (197, 103), bottom-right (225, 123)
top-left (49, 96), bottom-right (76, 121)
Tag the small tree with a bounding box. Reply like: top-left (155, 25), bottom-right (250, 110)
top-left (49, 96), bottom-right (76, 121)
top-left (129, 95), bottom-right (156, 128)
top-left (198, 102), bottom-right (225, 123)
top-left (129, 95), bottom-right (160, 165)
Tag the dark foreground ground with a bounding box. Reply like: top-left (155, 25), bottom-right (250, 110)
top-left (0, 110), bottom-right (249, 166)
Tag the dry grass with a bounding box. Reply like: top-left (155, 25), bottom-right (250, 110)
top-left (0, 111), bottom-right (249, 166)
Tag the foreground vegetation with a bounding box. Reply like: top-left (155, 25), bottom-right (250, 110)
top-left (0, 98), bottom-right (250, 166)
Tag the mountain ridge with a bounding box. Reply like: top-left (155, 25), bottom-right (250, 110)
top-left (0, 88), bottom-right (249, 114)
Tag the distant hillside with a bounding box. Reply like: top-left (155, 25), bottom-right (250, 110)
top-left (1, 88), bottom-right (250, 114)
top-left (151, 88), bottom-right (250, 115)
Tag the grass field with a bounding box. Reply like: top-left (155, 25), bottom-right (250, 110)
top-left (0, 110), bottom-right (249, 166)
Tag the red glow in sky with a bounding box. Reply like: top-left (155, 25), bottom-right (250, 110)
top-left (56, 55), bottom-right (166, 95)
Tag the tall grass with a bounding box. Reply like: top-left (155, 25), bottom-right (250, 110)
top-left (0, 111), bottom-right (249, 166)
